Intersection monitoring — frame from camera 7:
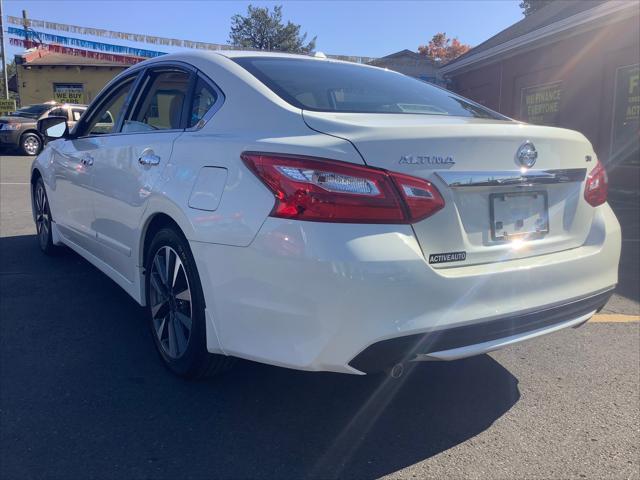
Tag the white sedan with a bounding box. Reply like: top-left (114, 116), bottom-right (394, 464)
top-left (32, 51), bottom-right (620, 378)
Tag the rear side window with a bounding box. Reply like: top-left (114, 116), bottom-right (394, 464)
top-left (188, 78), bottom-right (218, 128)
top-left (125, 70), bottom-right (191, 132)
top-left (71, 108), bottom-right (85, 121)
top-left (234, 57), bottom-right (502, 119)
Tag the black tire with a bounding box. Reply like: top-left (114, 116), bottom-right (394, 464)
top-left (20, 132), bottom-right (42, 156)
top-left (33, 177), bottom-right (57, 255)
top-left (145, 227), bottom-right (235, 379)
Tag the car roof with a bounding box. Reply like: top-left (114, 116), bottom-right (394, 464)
top-left (135, 49), bottom-right (372, 68)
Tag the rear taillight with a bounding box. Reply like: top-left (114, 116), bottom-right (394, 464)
top-left (241, 153), bottom-right (444, 224)
top-left (584, 160), bottom-right (608, 207)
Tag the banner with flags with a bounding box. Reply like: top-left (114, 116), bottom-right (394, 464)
top-left (7, 15), bottom-right (229, 51)
top-left (9, 27), bottom-right (166, 58)
top-left (7, 15), bottom-right (377, 64)
top-left (9, 38), bottom-right (146, 65)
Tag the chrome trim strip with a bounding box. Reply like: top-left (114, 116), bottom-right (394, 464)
top-left (436, 168), bottom-right (587, 187)
top-left (413, 310), bottom-right (596, 361)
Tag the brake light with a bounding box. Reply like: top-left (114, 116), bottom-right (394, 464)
top-left (584, 160), bottom-right (608, 207)
top-left (242, 153), bottom-right (444, 224)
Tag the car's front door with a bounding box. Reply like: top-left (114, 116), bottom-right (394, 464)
top-left (50, 77), bottom-right (137, 254)
top-left (47, 138), bottom-right (95, 252)
top-left (89, 67), bottom-right (193, 282)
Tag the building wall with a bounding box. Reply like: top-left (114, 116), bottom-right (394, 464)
top-left (16, 64), bottom-right (128, 106)
top-left (447, 15), bottom-right (639, 189)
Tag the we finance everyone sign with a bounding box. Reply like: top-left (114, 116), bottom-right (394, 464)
top-left (520, 82), bottom-right (562, 126)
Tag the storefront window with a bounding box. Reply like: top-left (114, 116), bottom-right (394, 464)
top-left (520, 82), bottom-right (562, 126)
top-left (611, 64), bottom-right (639, 165)
top-left (53, 83), bottom-right (85, 104)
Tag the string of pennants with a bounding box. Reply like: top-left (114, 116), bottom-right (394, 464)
top-left (6, 15), bottom-right (377, 64)
top-left (7, 15), bottom-right (231, 51)
top-left (9, 27), bottom-right (166, 58)
top-left (9, 38), bottom-right (146, 65)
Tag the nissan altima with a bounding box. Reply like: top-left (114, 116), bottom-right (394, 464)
top-left (32, 51), bottom-right (621, 378)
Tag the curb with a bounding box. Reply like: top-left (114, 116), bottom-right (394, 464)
top-left (591, 314), bottom-right (640, 323)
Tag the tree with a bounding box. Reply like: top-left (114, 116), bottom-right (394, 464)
top-left (520, 0), bottom-right (554, 16)
top-left (229, 4), bottom-right (317, 54)
top-left (418, 33), bottom-right (470, 63)
top-left (0, 61), bottom-right (18, 100)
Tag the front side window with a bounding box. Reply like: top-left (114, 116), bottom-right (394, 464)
top-left (234, 57), bottom-right (504, 119)
top-left (188, 78), bottom-right (218, 128)
top-left (124, 70), bottom-right (191, 132)
top-left (84, 77), bottom-right (135, 136)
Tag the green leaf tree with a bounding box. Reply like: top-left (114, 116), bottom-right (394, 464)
top-left (229, 4), bottom-right (317, 53)
top-left (0, 61), bottom-right (18, 101)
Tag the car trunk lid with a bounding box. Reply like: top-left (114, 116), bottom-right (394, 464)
top-left (303, 111), bottom-right (596, 267)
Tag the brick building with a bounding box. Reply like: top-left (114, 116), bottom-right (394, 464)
top-left (13, 49), bottom-right (130, 106)
top-left (440, 0), bottom-right (639, 191)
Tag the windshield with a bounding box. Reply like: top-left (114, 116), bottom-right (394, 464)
top-left (234, 57), bottom-right (504, 119)
top-left (9, 104), bottom-right (52, 119)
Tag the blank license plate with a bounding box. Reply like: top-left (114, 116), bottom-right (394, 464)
top-left (490, 191), bottom-right (549, 241)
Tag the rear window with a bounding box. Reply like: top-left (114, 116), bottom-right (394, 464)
top-left (234, 57), bottom-right (503, 119)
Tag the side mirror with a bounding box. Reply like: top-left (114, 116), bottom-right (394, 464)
top-left (37, 116), bottom-right (69, 141)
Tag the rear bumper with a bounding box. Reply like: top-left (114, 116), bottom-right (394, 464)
top-left (190, 203), bottom-right (621, 374)
top-left (349, 288), bottom-right (613, 373)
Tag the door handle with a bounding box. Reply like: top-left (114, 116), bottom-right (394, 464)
top-left (80, 154), bottom-right (94, 166)
top-left (138, 149), bottom-right (161, 166)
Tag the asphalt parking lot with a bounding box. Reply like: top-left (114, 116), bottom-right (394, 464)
top-left (0, 153), bottom-right (638, 480)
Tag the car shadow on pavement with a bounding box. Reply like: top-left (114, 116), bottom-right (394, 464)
top-left (0, 235), bottom-right (520, 480)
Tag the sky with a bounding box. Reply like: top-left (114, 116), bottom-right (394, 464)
top-left (4, 0), bottom-right (524, 60)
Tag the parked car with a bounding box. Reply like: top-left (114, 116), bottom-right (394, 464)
top-left (33, 51), bottom-right (621, 379)
top-left (0, 102), bottom-right (88, 155)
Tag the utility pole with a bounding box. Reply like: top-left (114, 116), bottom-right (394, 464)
top-left (0, 0), bottom-right (9, 99)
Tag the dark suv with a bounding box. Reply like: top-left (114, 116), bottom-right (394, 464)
top-left (0, 102), bottom-right (87, 155)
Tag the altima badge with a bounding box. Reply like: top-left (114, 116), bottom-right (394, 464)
top-left (399, 155), bottom-right (455, 169)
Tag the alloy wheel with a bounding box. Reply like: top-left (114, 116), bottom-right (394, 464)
top-left (23, 136), bottom-right (41, 155)
top-left (34, 182), bottom-right (50, 249)
top-left (149, 246), bottom-right (193, 359)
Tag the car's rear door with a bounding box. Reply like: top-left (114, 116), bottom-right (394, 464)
top-left (89, 65), bottom-right (194, 282)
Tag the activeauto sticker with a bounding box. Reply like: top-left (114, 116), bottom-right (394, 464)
top-left (428, 251), bottom-right (467, 264)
